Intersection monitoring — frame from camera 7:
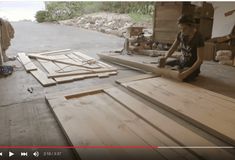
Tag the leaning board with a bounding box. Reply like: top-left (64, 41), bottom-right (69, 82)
top-left (46, 86), bottom-right (235, 160)
top-left (123, 77), bottom-right (235, 146)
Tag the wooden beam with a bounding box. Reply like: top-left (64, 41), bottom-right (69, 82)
top-left (98, 53), bottom-right (180, 81)
top-left (17, 53), bottom-right (37, 72)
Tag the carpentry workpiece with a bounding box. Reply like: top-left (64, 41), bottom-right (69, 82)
top-left (122, 77), bottom-right (235, 146)
top-left (98, 53), bottom-right (180, 80)
top-left (18, 50), bottom-right (117, 86)
top-left (46, 85), bottom-right (235, 160)
top-left (28, 54), bottom-right (100, 69)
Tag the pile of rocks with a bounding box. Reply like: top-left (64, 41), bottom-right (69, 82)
top-left (59, 12), bottom-right (152, 37)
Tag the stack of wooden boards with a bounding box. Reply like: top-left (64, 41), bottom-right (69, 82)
top-left (46, 75), bottom-right (235, 160)
top-left (17, 49), bottom-right (117, 86)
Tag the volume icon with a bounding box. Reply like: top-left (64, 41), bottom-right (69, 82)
top-left (33, 151), bottom-right (39, 157)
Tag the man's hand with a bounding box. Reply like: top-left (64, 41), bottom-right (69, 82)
top-left (158, 56), bottom-right (167, 68)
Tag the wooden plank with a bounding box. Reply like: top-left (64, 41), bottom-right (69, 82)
top-left (48, 68), bottom-right (117, 78)
top-left (116, 73), bottom-right (157, 85)
top-left (73, 51), bottom-right (95, 61)
top-left (28, 54), bottom-right (100, 69)
top-left (72, 52), bottom-right (111, 68)
top-left (48, 97), bottom-right (118, 160)
top-left (47, 92), bottom-right (168, 160)
top-left (35, 49), bottom-right (71, 55)
top-left (65, 53), bottom-right (101, 69)
top-left (98, 53), bottom-right (180, 81)
top-left (17, 53), bottom-right (37, 72)
top-left (54, 71), bottom-right (117, 83)
top-left (86, 93), bottom-right (198, 160)
top-left (46, 89), bottom-right (199, 160)
top-left (105, 87), bottom-right (235, 160)
top-left (52, 54), bottom-right (83, 72)
top-left (125, 77), bottom-right (235, 145)
top-left (30, 68), bottom-right (56, 87)
top-left (37, 59), bottom-right (61, 74)
top-left (45, 84), bottom-right (112, 100)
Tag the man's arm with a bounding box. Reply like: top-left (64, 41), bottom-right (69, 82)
top-left (178, 47), bottom-right (204, 80)
top-left (165, 39), bottom-right (180, 59)
top-left (158, 39), bottom-right (180, 67)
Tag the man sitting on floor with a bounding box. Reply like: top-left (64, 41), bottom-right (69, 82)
top-left (159, 15), bottom-right (205, 82)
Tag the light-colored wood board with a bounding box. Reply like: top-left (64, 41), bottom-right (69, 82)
top-left (48, 98), bottom-right (118, 160)
top-left (105, 87), bottom-right (235, 160)
top-left (48, 68), bottom-right (117, 78)
top-left (45, 84), bottom-right (112, 100)
top-left (72, 52), bottom-right (107, 69)
top-left (152, 78), bottom-right (235, 110)
top-left (47, 94), bottom-right (167, 160)
top-left (93, 93), bottom-right (198, 160)
top-left (47, 90), bottom-right (199, 160)
top-left (35, 49), bottom-right (72, 55)
top-left (98, 53), bottom-right (180, 81)
top-left (80, 93), bottom-right (198, 160)
top-left (116, 73), bottom-right (157, 85)
top-left (136, 50), bottom-right (181, 58)
top-left (37, 59), bottom-right (61, 74)
top-left (62, 53), bottom-right (101, 69)
top-left (52, 54), bottom-right (83, 72)
top-left (125, 77), bottom-right (235, 145)
top-left (73, 51), bottom-right (95, 61)
top-left (17, 52), bottom-right (37, 72)
top-left (28, 54), bottom-right (100, 69)
top-left (30, 68), bottom-right (56, 87)
top-left (74, 51), bottom-right (114, 68)
top-left (54, 71), bottom-right (117, 83)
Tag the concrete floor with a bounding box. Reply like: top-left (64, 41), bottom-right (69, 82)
top-left (0, 21), bottom-right (141, 159)
top-left (0, 21), bottom-right (235, 159)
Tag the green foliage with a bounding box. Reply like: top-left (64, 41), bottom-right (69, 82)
top-left (129, 13), bottom-right (152, 23)
top-left (99, 2), bottom-right (154, 15)
top-left (39, 2), bottom-right (155, 22)
top-left (45, 2), bottom-right (83, 21)
top-left (35, 10), bottom-right (49, 23)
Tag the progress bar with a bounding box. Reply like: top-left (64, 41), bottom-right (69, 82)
top-left (0, 146), bottom-right (234, 149)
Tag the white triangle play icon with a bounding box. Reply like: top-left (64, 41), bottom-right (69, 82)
top-left (9, 151), bottom-right (14, 157)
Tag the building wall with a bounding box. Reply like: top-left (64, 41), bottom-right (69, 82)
top-left (212, 2), bottom-right (235, 38)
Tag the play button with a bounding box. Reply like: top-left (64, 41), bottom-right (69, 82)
top-left (9, 151), bottom-right (14, 157)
